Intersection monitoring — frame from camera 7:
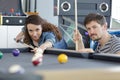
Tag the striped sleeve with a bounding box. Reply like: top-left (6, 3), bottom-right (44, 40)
top-left (111, 37), bottom-right (120, 53)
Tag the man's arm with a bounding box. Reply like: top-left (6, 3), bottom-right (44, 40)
top-left (73, 30), bottom-right (85, 50)
top-left (73, 30), bottom-right (94, 53)
top-left (116, 51), bottom-right (120, 54)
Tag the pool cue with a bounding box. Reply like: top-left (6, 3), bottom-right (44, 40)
top-left (62, 16), bottom-right (87, 31)
top-left (28, 0), bottom-right (31, 12)
top-left (25, 0), bottom-right (28, 12)
top-left (75, 0), bottom-right (79, 51)
top-left (34, 0), bottom-right (37, 12)
top-left (14, 38), bottom-right (34, 49)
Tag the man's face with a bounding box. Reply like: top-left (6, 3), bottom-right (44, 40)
top-left (86, 21), bottom-right (106, 41)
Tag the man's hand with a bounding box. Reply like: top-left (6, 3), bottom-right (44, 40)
top-left (78, 48), bottom-right (94, 53)
top-left (73, 29), bottom-right (83, 42)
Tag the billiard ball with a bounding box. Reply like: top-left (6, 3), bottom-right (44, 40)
top-left (12, 49), bottom-right (20, 57)
top-left (32, 50), bottom-right (43, 66)
top-left (8, 64), bottom-right (25, 74)
top-left (57, 53), bottom-right (68, 64)
top-left (32, 58), bottom-right (43, 66)
top-left (0, 51), bottom-right (3, 59)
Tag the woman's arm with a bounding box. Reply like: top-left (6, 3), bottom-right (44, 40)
top-left (32, 32), bottom-right (56, 53)
top-left (15, 31), bottom-right (24, 42)
top-left (15, 27), bottom-right (25, 42)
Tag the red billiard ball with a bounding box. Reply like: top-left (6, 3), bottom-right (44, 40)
top-left (12, 49), bottom-right (20, 57)
top-left (32, 60), bottom-right (40, 66)
top-left (32, 56), bottom-right (43, 66)
top-left (32, 52), bottom-right (43, 66)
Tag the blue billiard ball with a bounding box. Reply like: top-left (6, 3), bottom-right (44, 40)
top-left (12, 49), bottom-right (20, 56)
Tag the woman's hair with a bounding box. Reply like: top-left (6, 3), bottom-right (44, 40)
top-left (24, 15), bottom-right (62, 44)
top-left (42, 22), bottom-right (62, 40)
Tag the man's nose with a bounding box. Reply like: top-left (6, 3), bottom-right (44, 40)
top-left (90, 29), bottom-right (94, 34)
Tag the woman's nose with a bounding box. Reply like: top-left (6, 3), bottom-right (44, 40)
top-left (33, 31), bottom-right (37, 36)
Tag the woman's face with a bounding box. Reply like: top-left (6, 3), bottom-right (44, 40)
top-left (27, 23), bottom-right (42, 42)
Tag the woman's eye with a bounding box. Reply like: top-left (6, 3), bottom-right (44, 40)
top-left (28, 30), bottom-right (33, 32)
top-left (36, 29), bottom-right (40, 31)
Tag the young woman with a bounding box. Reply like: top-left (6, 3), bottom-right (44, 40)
top-left (16, 15), bottom-right (64, 66)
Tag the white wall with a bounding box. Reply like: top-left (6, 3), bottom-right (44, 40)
top-left (36, 0), bottom-right (58, 26)
top-left (112, 0), bottom-right (120, 20)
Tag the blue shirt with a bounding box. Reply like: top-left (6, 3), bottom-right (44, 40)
top-left (30, 32), bottom-right (67, 49)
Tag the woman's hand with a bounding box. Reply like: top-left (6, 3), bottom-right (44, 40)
top-left (31, 47), bottom-right (43, 54)
top-left (31, 47), bottom-right (44, 66)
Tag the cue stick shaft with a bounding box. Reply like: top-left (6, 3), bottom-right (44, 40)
top-left (62, 16), bottom-right (87, 31)
top-left (25, 0), bottom-right (28, 12)
top-left (28, 0), bottom-right (31, 12)
top-left (34, 0), bottom-right (37, 12)
top-left (20, 42), bottom-right (34, 49)
top-left (14, 38), bottom-right (34, 49)
top-left (75, 0), bottom-right (79, 51)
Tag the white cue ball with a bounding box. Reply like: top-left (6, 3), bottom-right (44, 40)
top-left (8, 64), bottom-right (25, 74)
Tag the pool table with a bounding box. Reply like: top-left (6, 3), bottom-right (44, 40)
top-left (0, 48), bottom-right (120, 80)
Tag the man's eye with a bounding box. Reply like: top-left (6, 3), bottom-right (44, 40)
top-left (87, 28), bottom-right (90, 31)
top-left (36, 29), bottom-right (40, 31)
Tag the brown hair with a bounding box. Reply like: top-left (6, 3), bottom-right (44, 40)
top-left (84, 13), bottom-right (107, 26)
top-left (24, 15), bottom-right (62, 44)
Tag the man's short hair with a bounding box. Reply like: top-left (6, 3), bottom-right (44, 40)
top-left (84, 13), bottom-right (107, 26)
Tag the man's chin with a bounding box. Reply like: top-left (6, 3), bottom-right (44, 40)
top-left (92, 38), bottom-right (101, 41)
top-left (91, 37), bottom-right (96, 41)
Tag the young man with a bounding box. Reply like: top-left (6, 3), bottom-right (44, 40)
top-left (74, 13), bottom-right (120, 54)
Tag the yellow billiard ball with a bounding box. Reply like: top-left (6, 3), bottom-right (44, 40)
top-left (57, 53), bottom-right (68, 64)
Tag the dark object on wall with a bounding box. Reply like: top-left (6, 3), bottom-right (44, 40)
top-left (0, 0), bottom-right (26, 25)
top-left (54, 0), bottom-right (111, 16)
top-left (0, 0), bottom-right (25, 16)
top-left (54, 0), bottom-right (112, 27)
top-left (1, 16), bottom-right (26, 25)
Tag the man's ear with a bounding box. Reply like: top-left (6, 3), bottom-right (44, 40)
top-left (103, 22), bottom-right (108, 30)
